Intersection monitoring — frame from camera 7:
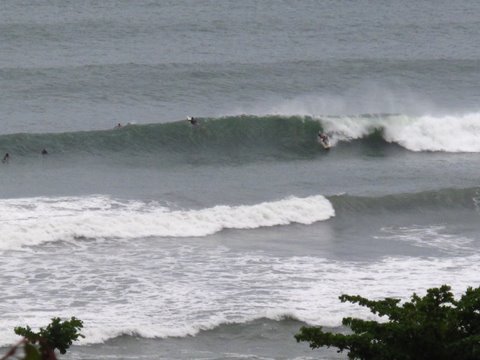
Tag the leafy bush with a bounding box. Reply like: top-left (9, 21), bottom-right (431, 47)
top-left (295, 285), bottom-right (480, 360)
top-left (2, 317), bottom-right (84, 360)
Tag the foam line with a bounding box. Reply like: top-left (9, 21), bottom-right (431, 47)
top-left (0, 194), bottom-right (335, 249)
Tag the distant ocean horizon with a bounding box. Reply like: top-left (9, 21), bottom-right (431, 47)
top-left (1, 1), bottom-right (480, 359)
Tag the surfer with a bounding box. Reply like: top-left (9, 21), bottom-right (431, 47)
top-left (115, 123), bottom-right (122, 128)
top-left (187, 116), bottom-right (198, 126)
top-left (318, 132), bottom-right (330, 148)
top-left (2, 153), bottom-right (10, 164)
top-left (41, 148), bottom-right (48, 155)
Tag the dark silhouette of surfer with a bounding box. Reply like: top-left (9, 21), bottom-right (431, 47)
top-left (318, 132), bottom-right (330, 148)
top-left (187, 116), bottom-right (198, 126)
top-left (41, 148), bottom-right (48, 155)
top-left (2, 153), bottom-right (10, 163)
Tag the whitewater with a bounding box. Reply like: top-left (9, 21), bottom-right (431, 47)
top-left (320, 112), bottom-right (480, 152)
top-left (0, 195), bottom-right (334, 248)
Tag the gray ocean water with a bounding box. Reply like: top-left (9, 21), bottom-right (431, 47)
top-left (1, 1), bottom-right (480, 359)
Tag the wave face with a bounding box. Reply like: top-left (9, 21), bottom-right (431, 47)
top-left (331, 187), bottom-right (480, 215)
top-left (2, 112), bottom-right (480, 162)
top-left (0, 116), bottom-right (323, 160)
top-left (0, 195), bottom-right (334, 250)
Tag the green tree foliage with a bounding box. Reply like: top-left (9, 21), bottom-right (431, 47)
top-left (295, 285), bottom-right (480, 360)
top-left (2, 317), bottom-right (84, 360)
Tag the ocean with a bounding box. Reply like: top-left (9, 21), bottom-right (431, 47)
top-left (1, 1), bottom-right (480, 359)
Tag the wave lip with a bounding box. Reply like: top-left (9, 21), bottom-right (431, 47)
top-left (0, 194), bottom-right (335, 249)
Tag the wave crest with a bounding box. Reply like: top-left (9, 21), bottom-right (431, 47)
top-left (321, 112), bottom-right (480, 152)
top-left (0, 194), bottom-right (335, 249)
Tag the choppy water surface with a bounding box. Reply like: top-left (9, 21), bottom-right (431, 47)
top-left (1, 1), bottom-right (480, 359)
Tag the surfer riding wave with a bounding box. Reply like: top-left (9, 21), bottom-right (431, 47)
top-left (318, 132), bottom-right (330, 149)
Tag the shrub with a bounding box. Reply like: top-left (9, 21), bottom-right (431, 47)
top-left (2, 317), bottom-right (84, 360)
top-left (295, 285), bottom-right (480, 360)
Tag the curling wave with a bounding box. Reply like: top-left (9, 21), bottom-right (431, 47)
top-left (2, 112), bottom-right (480, 162)
top-left (319, 111), bottom-right (480, 152)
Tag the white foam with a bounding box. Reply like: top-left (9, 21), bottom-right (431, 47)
top-left (1, 195), bottom-right (478, 348)
top-left (1, 252), bottom-right (478, 346)
top-left (375, 225), bottom-right (474, 254)
top-left (0, 194), bottom-right (335, 249)
top-left (320, 112), bottom-right (480, 152)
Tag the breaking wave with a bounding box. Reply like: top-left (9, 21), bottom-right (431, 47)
top-left (1, 112), bottom-right (480, 163)
top-left (320, 112), bottom-right (480, 152)
top-left (2, 186), bottom-right (478, 250)
top-left (0, 194), bottom-right (334, 249)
